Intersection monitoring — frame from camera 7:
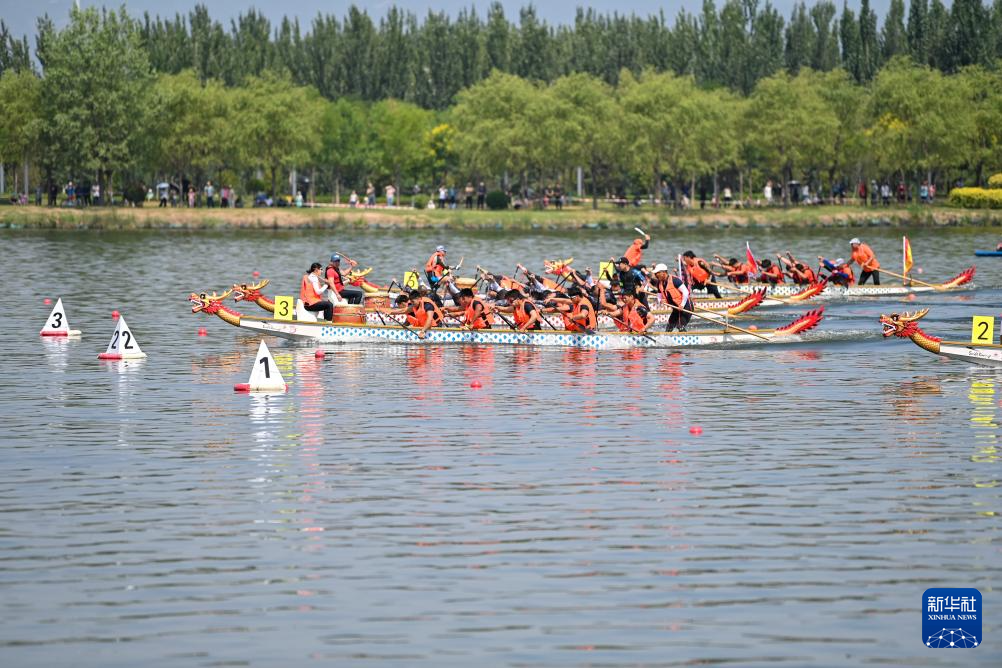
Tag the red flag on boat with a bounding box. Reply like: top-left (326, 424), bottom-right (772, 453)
top-left (902, 236), bottom-right (913, 275)
top-left (745, 241), bottom-right (759, 275)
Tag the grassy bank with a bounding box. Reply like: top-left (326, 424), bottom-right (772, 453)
top-left (2, 202), bottom-right (1002, 231)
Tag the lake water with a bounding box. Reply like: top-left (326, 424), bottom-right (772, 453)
top-left (1, 225), bottom-right (1000, 666)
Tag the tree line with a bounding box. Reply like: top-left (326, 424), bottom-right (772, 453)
top-left (0, 4), bottom-right (1000, 207)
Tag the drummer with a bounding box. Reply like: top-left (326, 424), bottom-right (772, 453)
top-left (325, 254), bottom-right (365, 305)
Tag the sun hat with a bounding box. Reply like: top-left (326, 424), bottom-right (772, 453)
top-left (436, 245), bottom-right (446, 252)
top-left (849, 237), bottom-right (861, 245)
top-left (653, 263), bottom-right (669, 273)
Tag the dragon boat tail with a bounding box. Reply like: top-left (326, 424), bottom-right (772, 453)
top-left (192, 289), bottom-right (824, 349)
top-left (880, 308), bottom-right (1002, 366)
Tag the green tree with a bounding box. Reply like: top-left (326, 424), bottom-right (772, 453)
top-left (0, 69), bottom-right (41, 194)
top-left (907, 0), bottom-right (929, 64)
top-left (370, 99), bottom-right (433, 193)
top-left (231, 70), bottom-right (324, 196)
top-left (949, 0), bottom-right (992, 70)
top-left (38, 6), bottom-right (153, 198)
top-left (745, 69), bottom-right (838, 205)
top-left (810, 1), bottom-right (840, 71)
top-left (955, 66), bottom-right (1002, 185)
top-left (882, 0), bottom-right (908, 61)
top-left (858, 0), bottom-right (880, 81)
top-left (316, 98), bottom-right (376, 202)
top-left (785, 3), bottom-right (815, 74)
top-left (840, 3), bottom-right (862, 81)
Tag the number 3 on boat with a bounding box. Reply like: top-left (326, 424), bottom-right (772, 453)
top-left (274, 296), bottom-right (294, 321)
top-left (971, 316), bottom-right (994, 344)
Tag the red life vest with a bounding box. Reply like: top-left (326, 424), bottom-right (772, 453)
top-left (425, 252), bottom-right (446, 278)
top-left (686, 257), bottom-right (710, 283)
top-left (325, 265), bottom-right (345, 291)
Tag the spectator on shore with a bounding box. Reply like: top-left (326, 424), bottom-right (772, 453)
top-left (91, 182), bottom-right (100, 206)
top-left (158, 182), bottom-right (168, 207)
top-left (349, 190), bottom-right (358, 208)
top-left (146, 187), bottom-right (154, 203)
top-left (464, 182), bottom-right (474, 209)
top-left (723, 186), bottom-right (732, 207)
top-left (897, 181), bottom-right (906, 203)
top-left (881, 182), bottom-right (891, 206)
top-left (555, 183), bottom-right (564, 210)
top-left (476, 181), bottom-right (486, 209)
top-left (764, 180), bottom-right (773, 204)
top-left (187, 187), bottom-right (196, 208)
top-left (438, 185), bottom-right (447, 209)
top-left (66, 181), bottom-right (75, 206)
top-left (221, 185), bottom-right (229, 208)
top-left (365, 182), bottom-right (375, 207)
top-left (295, 191), bottom-right (304, 207)
top-left (920, 181), bottom-right (929, 204)
top-left (448, 185), bottom-right (457, 209)
top-left (204, 181), bottom-right (215, 207)
top-left (385, 184), bottom-right (396, 207)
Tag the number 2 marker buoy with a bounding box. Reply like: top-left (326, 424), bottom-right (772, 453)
top-left (40, 298), bottom-right (82, 338)
top-left (97, 316), bottom-right (147, 360)
top-left (234, 340), bottom-right (287, 392)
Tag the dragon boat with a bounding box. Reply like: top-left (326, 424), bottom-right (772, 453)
top-left (193, 289), bottom-right (825, 349)
top-left (880, 309), bottom-right (1002, 366)
top-left (718, 267), bottom-right (975, 298)
top-left (230, 278), bottom-right (825, 329)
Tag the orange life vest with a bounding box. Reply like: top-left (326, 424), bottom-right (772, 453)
top-left (686, 257), bottom-right (711, 283)
top-left (800, 266), bottom-right (817, 283)
top-left (762, 264), bottom-right (784, 283)
top-left (656, 277), bottom-right (684, 307)
top-left (851, 243), bottom-right (880, 271)
top-left (409, 297), bottom-right (443, 328)
top-left (619, 302), bottom-right (650, 332)
top-left (563, 300), bottom-right (597, 332)
top-left (513, 301), bottom-right (540, 330)
top-left (300, 273), bottom-right (324, 306)
top-left (843, 264), bottom-right (856, 285)
top-left (464, 298), bottom-right (494, 329)
top-left (425, 251), bottom-right (446, 278)
top-left (624, 239), bottom-right (645, 267)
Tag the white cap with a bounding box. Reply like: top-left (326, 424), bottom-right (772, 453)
top-left (834, 257), bottom-right (845, 265)
top-left (653, 263), bottom-right (669, 273)
top-left (849, 237), bottom-right (860, 245)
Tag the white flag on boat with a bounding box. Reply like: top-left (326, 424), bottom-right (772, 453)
top-left (98, 316), bottom-right (146, 359)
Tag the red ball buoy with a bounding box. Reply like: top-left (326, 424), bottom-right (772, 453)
top-left (197, 327), bottom-right (208, 336)
top-left (252, 270), bottom-right (260, 277)
top-left (917, 267), bottom-right (923, 274)
top-left (43, 298), bottom-right (52, 305)
top-left (689, 426), bottom-right (703, 435)
top-left (111, 309), bottom-right (120, 319)
top-left (749, 325), bottom-right (758, 331)
top-left (315, 349), bottom-right (325, 359)
top-left (907, 293), bottom-right (917, 302)
top-left (470, 380), bottom-right (482, 389)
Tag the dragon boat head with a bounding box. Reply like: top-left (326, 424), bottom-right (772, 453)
top-left (346, 267), bottom-right (373, 282)
top-left (190, 288), bottom-right (233, 314)
top-left (543, 257), bottom-right (574, 276)
top-left (232, 279), bottom-right (269, 302)
top-left (880, 309), bottom-right (930, 338)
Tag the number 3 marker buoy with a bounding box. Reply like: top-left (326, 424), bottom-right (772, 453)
top-left (234, 340), bottom-right (287, 392)
top-left (40, 298), bottom-right (82, 338)
top-left (97, 316), bottom-right (147, 360)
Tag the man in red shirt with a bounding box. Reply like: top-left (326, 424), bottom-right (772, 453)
top-left (325, 254), bottom-right (365, 304)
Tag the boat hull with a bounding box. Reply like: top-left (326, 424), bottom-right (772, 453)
top-left (237, 317), bottom-right (801, 349)
top-left (936, 343), bottom-right (1002, 366)
top-left (720, 283), bottom-right (971, 298)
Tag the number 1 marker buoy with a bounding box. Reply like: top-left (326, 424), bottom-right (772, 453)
top-left (97, 316), bottom-right (147, 360)
top-left (40, 298), bottom-right (82, 338)
top-left (234, 340), bottom-right (287, 392)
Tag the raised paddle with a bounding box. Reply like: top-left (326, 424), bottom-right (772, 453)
top-left (666, 302), bottom-right (771, 342)
top-left (870, 266), bottom-right (947, 290)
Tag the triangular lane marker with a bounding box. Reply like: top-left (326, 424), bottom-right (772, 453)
top-left (40, 298), bottom-right (81, 337)
top-left (97, 316), bottom-right (146, 360)
top-left (234, 340), bottom-right (287, 392)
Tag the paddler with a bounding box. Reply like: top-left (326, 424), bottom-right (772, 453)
top-left (849, 237), bottom-right (881, 285)
top-left (499, 289), bottom-right (543, 331)
top-left (403, 289), bottom-right (444, 338)
top-left (301, 262), bottom-right (334, 321)
top-left (758, 258), bottom-right (785, 284)
top-left (608, 289), bottom-right (652, 332)
top-left (424, 245), bottom-right (448, 289)
top-left (817, 256), bottom-right (855, 286)
top-left (557, 286), bottom-right (598, 333)
top-left (651, 263), bottom-right (692, 332)
top-left (449, 287), bottom-right (494, 329)
top-left (613, 256), bottom-right (648, 296)
top-left (777, 252), bottom-right (817, 284)
top-left (712, 255), bottom-right (751, 284)
top-left (325, 254), bottom-right (365, 305)
top-left (682, 251), bottom-right (721, 298)
top-left (623, 232), bottom-right (651, 268)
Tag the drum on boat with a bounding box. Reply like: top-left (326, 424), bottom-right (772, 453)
top-left (364, 294), bottom-right (389, 308)
top-left (455, 277), bottom-right (477, 289)
top-left (332, 304), bottom-right (366, 324)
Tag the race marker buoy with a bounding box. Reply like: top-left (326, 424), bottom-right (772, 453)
top-left (98, 316), bottom-right (147, 360)
top-left (112, 310), bottom-right (120, 319)
top-left (314, 349), bottom-right (325, 359)
top-left (234, 340), bottom-right (287, 393)
top-left (689, 426), bottom-right (703, 435)
top-left (197, 327), bottom-right (208, 336)
top-left (40, 298), bottom-right (82, 338)
top-left (43, 298), bottom-right (51, 305)
top-left (470, 380), bottom-right (482, 389)
top-left (252, 270), bottom-right (260, 277)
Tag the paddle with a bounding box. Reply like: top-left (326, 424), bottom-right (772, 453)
top-left (872, 266), bottom-right (947, 290)
top-left (608, 313), bottom-right (658, 344)
top-left (665, 301), bottom-right (771, 341)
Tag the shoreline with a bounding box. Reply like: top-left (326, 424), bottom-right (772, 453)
top-left (2, 203), bottom-right (1001, 231)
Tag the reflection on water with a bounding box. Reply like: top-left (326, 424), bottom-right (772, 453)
top-left (2, 229), bottom-right (1002, 667)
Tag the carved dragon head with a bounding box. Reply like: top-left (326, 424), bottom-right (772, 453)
top-left (190, 288), bottom-right (234, 314)
top-left (232, 279), bottom-right (270, 302)
top-left (544, 257), bottom-right (574, 276)
top-left (880, 309), bottom-right (930, 338)
top-left (346, 267), bottom-right (372, 282)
